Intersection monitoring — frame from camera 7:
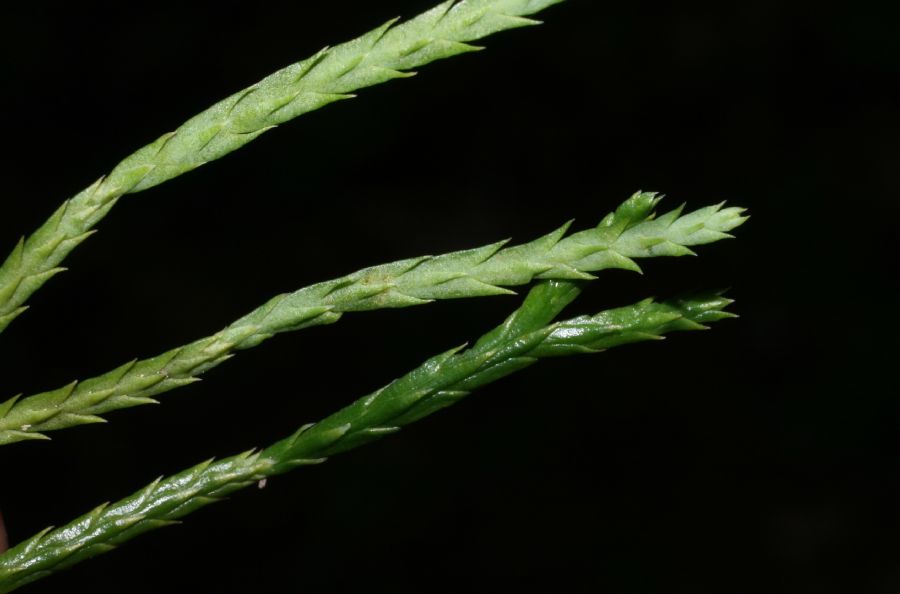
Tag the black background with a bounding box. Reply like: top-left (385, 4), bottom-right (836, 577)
top-left (1, 1), bottom-right (898, 592)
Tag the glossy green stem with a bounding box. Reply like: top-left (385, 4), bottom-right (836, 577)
top-left (0, 281), bottom-right (735, 592)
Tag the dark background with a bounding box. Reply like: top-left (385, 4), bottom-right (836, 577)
top-left (1, 1), bottom-right (897, 592)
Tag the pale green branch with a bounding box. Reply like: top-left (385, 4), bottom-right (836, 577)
top-left (0, 193), bottom-right (746, 444)
top-left (0, 0), bottom-right (568, 334)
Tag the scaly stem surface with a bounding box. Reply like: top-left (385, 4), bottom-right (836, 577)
top-left (0, 280), bottom-right (735, 592)
top-left (0, 0), bottom-right (567, 334)
top-left (0, 193), bottom-right (746, 444)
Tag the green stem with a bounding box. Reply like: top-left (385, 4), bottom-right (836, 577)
top-left (0, 193), bottom-right (746, 444)
top-left (0, 0), bottom-right (567, 334)
top-left (0, 281), bottom-right (735, 592)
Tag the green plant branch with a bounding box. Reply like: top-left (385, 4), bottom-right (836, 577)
top-left (0, 0), bottom-right (568, 334)
top-left (0, 280), bottom-right (736, 592)
top-left (0, 193), bottom-right (746, 444)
